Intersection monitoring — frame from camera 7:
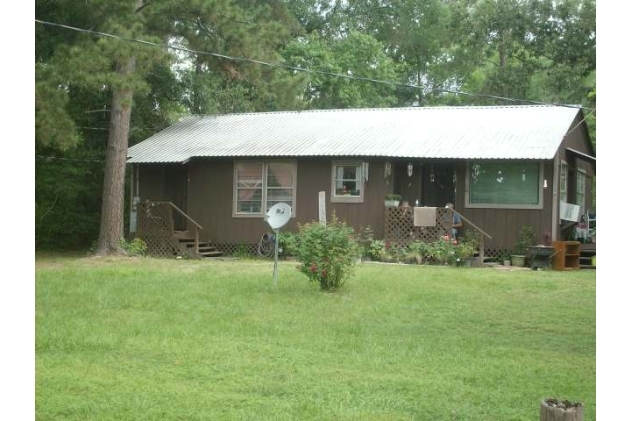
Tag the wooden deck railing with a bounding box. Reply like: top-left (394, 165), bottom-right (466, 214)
top-left (452, 209), bottom-right (492, 261)
top-left (136, 201), bottom-right (203, 258)
top-left (384, 206), bottom-right (492, 261)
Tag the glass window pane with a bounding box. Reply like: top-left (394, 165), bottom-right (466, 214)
top-left (469, 162), bottom-right (539, 205)
top-left (560, 164), bottom-right (568, 202)
top-left (267, 188), bottom-right (293, 201)
top-left (267, 163), bottom-right (294, 188)
top-left (235, 161), bottom-right (295, 215)
top-left (576, 172), bottom-right (586, 209)
top-left (266, 163), bottom-right (295, 213)
top-left (236, 163), bottom-right (263, 214)
top-left (334, 164), bottom-right (361, 197)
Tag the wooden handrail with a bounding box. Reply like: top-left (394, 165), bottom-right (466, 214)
top-left (452, 209), bottom-right (491, 263)
top-left (452, 209), bottom-right (492, 239)
top-left (150, 201), bottom-right (203, 231)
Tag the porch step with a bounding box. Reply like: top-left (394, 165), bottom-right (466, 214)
top-left (176, 238), bottom-right (223, 258)
top-left (198, 244), bottom-right (223, 258)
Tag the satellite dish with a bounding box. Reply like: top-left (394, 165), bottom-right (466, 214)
top-left (266, 203), bottom-right (292, 230)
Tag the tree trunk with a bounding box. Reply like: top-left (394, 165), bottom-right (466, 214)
top-left (193, 57), bottom-right (204, 114)
top-left (94, 56), bottom-right (136, 256)
top-left (540, 399), bottom-right (584, 421)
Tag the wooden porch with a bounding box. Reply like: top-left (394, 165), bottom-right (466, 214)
top-left (135, 201), bottom-right (222, 259)
top-left (384, 206), bottom-right (491, 263)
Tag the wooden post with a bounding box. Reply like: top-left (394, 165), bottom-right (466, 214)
top-left (478, 233), bottom-right (485, 262)
top-left (540, 399), bottom-right (584, 421)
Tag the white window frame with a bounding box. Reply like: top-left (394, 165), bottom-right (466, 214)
top-left (233, 160), bottom-right (297, 218)
top-left (576, 169), bottom-right (586, 212)
top-left (464, 161), bottom-right (544, 209)
top-left (331, 161), bottom-right (364, 203)
top-left (560, 161), bottom-right (568, 203)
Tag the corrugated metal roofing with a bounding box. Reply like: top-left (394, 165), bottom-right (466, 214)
top-left (127, 105), bottom-right (582, 163)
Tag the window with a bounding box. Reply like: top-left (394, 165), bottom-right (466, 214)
top-left (560, 162), bottom-right (568, 202)
top-left (466, 161), bottom-right (543, 209)
top-left (331, 162), bottom-right (364, 203)
top-left (234, 161), bottom-right (296, 217)
top-left (576, 170), bottom-right (586, 211)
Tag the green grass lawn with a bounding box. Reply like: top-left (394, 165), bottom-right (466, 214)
top-left (36, 255), bottom-right (595, 420)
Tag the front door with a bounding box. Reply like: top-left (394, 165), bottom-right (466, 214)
top-left (421, 163), bottom-right (455, 207)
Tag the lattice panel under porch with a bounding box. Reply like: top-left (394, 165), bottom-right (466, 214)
top-left (136, 202), bottom-right (175, 258)
top-left (142, 236), bottom-right (178, 258)
top-left (384, 207), bottom-right (453, 248)
top-left (136, 202), bottom-right (174, 236)
top-left (210, 243), bottom-right (258, 257)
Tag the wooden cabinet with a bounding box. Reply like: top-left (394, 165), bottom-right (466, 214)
top-left (552, 241), bottom-right (581, 271)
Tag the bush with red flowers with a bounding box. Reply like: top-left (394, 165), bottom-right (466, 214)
top-left (294, 214), bottom-right (361, 291)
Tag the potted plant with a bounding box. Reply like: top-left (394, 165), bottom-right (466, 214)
top-left (511, 225), bottom-right (537, 267)
top-left (499, 251), bottom-right (512, 266)
top-left (385, 193), bottom-right (402, 207)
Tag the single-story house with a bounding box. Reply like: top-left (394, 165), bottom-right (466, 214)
top-left (127, 105), bottom-right (595, 258)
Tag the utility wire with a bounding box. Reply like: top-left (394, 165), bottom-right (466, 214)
top-left (36, 155), bottom-right (104, 163)
top-left (77, 126), bottom-right (165, 131)
top-left (35, 19), bottom-right (595, 112)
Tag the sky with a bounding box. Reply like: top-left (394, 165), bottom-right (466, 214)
top-left (3, 1), bottom-right (628, 419)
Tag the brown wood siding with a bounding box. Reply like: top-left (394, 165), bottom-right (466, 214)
top-left (137, 164), bottom-right (188, 230)
top-left (138, 165), bottom-right (168, 201)
top-left (181, 158), bottom-right (390, 244)
top-left (136, 145), bottom-right (591, 251)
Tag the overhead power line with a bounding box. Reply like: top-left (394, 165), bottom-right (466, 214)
top-left (36, 155), bottom-right (104, 163)
top-left (77, 126), bottom-right (166, 131)
top-left (35, 19), bottom-right (595, 112)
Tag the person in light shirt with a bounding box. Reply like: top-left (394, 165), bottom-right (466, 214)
top-left (445, 202), bottom-right (462, 240)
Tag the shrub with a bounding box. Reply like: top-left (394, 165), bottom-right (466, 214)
top-left (119, 237), bottom-right (148, 256)
top-left (367, 239), bottom-right (388, 261)
top-left (356, 226), bottom-right (375, 258)
top-left (455, 229), bottom-right (479, 264)
top-left (278, 232), bottom-right (298, 257)
top-left (294, 215), bottom-right (361, 291)
top-left (406, 241), bottom-right (430, 264)
top-left (427, 236), bottom-right (458, 265)
top-left (514, 225), bottom-right (537, 256)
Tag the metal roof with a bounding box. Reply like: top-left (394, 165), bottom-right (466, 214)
top-left (127, 105), bottom-right (583, 164)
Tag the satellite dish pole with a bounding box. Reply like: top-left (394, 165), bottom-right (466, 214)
top-left (265, 203), bottom-right (292, 287)
top-left (273, 226), bottom-right (280, 287)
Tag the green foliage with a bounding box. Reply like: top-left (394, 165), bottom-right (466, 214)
top-left (282, 30), bottom-right (400, 108)
top-left (514, 225), bottom-right (537, 256)
top-left (426, 236), bottom-right (459, 266)
top-left (457, 229), bottom-right (480, 261)
top-left (294, 215), bottom-right (361, 291)
top-left (119, 237), bottom-right (148, 256)
top-left (35, 75), bottom-right (81, 151)
top-left (232, 242), bottom-right (254, 259)
top-left (367, 239), bottom-right (388, 262)
top-left (405, 240), bottom-right (430, 264)
top-left (35, 156), bottom-right (104, 250)
top-left (277, 232), bottom-right (298, 257)
top-left (356, 226), bottom-right (374, 258)
top-left (367, 236), bottom-right (479, 267)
